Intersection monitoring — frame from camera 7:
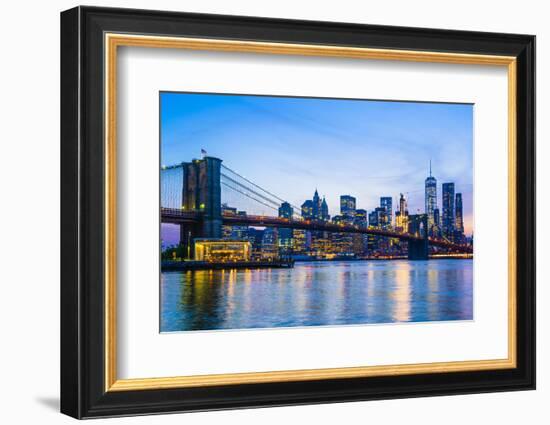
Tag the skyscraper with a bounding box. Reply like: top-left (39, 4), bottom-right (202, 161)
top-left (278, 202), bottom-right (294, 253)
top-left (395, 193), bottom-right (409, 231)
top-left (301, 200), bottom-right (314, 219)
top-left (425, 160), bottom-right (437, 233)
top-left (301, 189), bottom-right (327, 256)
top-left (312, 189), bottom-right (321, 219)
top-left (434, 208), bottom-right (440, 227)
top-left (261, 227), bottom-right (278, 259)
top-left (369, 207), bottom-right (388, 229)
top-left (278, 202), bottom-right (293, 219)
top-left (432, 208), bottom-right (441, 238)
top-left (354, 209), bottom-right (368, 256)
top-left (455, 193), bottom-right (464, 234)
top-left (380, 197), bottom-right (393, 227)
top-left (340, 195), bottom-right (356, 218)
top-left (320, 197), bottom-right (330, 222)
top-left (354, 209), bottom-right (368, 227)
top-left (442, 182), bottom-right (455, 238)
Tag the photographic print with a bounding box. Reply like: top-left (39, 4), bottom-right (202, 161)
top-left (160, 92), bottom-right (474, 332)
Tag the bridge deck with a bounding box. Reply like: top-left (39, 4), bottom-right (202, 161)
top-left (160, 208), bottom-right (472, 253)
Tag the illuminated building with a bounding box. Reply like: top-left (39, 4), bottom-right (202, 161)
top-left (442, 182), bottom-right (455, 239)
top-left (380, 197), bottom-right (393, 227)
top-left (311, 235), bottom-right (332, 256)
top-left (302, 189), bottom-right (328, 221)
top-left (278, 201), bottom-right (293, 219)
top-left (312, 189), bottom-right (321, 218)
top-left (431, 208), bottom-right (441, 238)
top-left (278, 202), bottom-right (294, 252)
top-left (425, 161), bottom-right (437, 234)
top-left (301, 200), bottom-right (314, 219)
top-left (353, 209), bottom-right (368, 254)
top-left (395, 193), bottom-right (409, 231)
top-left (354, 209), bottom-right (367, 227)
top-left (455, 193), bottom-right (464, 233)
top-left (373, 207), bottom-right (388, 229)
top-left (368, 207), bottom-right (388, 253)
top-left (300, 189), bottom-right (328, 254)
top-left (340, 195), bottom-right (356, 218)
top-left (221, 204), bottom-right (248, 239)
top-left (292, 229), bottom-right (308, 253)
top-left (434, 208), bottom-right (440, 227)
top-left (454, 193), bottom-right (465, 243)
top-left (298, 196), bottom-right (313, 255)
top-left (261, 227), bottom-right (279, 259)
top-left (368, 210), bottom-right (378, 228)
top-left (222, 204), bottom-right (237, 215)
top-left (246, 228), bottom-right (264, 259)
top-left (194, 239), bottom-right (251, 262)
top-left (331, 215), bottom-right (353, 254)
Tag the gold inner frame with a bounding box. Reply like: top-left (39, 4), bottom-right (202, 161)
top-left (104, 33), bottom-right (517, 392)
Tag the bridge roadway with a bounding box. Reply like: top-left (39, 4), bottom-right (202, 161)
top-left (161, 208), bottom-right (472, 253)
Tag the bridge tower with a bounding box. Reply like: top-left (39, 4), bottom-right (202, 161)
top-left (180, 156), bottom-right (223, 258)
top-left (407, 214), bottom-right (429, 260)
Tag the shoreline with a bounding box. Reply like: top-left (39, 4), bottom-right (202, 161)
top-left (161, 255), bottom-right (472, 272)
top-left (294, 255), bottom-right (472, 262)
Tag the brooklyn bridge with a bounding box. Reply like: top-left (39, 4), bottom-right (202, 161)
top-left (161, 156), bottom-right (472, 261)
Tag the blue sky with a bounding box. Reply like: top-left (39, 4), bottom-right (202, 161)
top-left (161, 92), bottom-right (473, 236)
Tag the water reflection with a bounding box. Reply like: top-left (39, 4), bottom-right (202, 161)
top-left (392, 263), bottom-right (411, 322)
top-left (160, 259), bottom-right (473, 332)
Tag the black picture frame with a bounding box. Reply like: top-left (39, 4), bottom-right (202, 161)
top-left (61, 5), bottom-right (535, 419)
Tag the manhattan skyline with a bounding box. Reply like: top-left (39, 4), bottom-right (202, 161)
top-left (161, 92), bottom-right (474, 236)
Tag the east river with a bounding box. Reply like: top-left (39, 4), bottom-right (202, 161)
top-left (160, 259), bottom-right (473, 332)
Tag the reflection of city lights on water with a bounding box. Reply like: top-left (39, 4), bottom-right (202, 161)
top-left (392, 263), bottom-right (412, 322)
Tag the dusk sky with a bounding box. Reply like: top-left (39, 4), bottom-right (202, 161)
top-left (160, 92), bottom-right (473, 237)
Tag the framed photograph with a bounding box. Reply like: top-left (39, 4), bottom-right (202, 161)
top-left (60, 6), bottom-right (535, 419)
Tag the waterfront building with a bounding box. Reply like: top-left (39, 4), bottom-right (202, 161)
top-left (331, 214), bottom-right (354, 255)
top-left (221, 204), bottom-right (248, 240)
top-left (442, 182), bottom-right (455, 239)
top-left (311, 235), bottom-right (332, 257)
top-left (368, 207), bottom-right (388, 254)
top-left (353, 209), bottom-right (368, 255)
top-left (380, 197), bottom-right (393, 227)
top-left (261, 227), bottom-right (279, 259)
top-left (292, 229), bottom-right (308, 254)
top-left (246, 228), bottom-right (265, 259)
top-left (278, 201), bottom-right (294, 253)
top-left (425, 161), bottom-right (437, 234)
top-left (194, 239), bottom-right (251, 262)
top-left (340, 195), bottom-right (356, 218)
